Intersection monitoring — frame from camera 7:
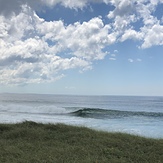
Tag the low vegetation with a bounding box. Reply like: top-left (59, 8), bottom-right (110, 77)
top-left (0, 121), bottom-right (163, 163)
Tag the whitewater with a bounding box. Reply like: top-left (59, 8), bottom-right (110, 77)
top-left (0, 93), bottom-right (163, 138)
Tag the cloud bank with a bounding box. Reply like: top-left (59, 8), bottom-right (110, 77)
top-left (0, 0), bottom-right (163, 85)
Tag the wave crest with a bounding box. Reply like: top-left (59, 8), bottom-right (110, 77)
top-left (70, 108), bottom-right (163, 119)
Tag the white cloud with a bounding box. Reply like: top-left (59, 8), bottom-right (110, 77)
top-left (128, 59), bottom-right (134, 63)
top-left (141, 24), bottom-right (163, 48)
top-left (108, 0), bottom-right (135, 18)
top-left (121, 29), bottom-right (143, 42)
top-left (108, 0), bottom-right (163, 48)
top-left (114, 50), bottom-right (118, 53)
top-left (0, 0), bottom-right (163, 85)
top-left (0, 0), bottom-right (114, 16)
top-left (58, 18), bottom-right (112, 60)
top-left (128, 58), bottom-right (142, 63)
top-left (0, 5), bottom-right (113, 85)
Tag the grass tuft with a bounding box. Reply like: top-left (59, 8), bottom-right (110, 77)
top-left (0, 121), bottom-right (163, 163)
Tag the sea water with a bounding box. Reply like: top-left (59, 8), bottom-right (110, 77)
top-left (0, 93), bottom-right (163, 138)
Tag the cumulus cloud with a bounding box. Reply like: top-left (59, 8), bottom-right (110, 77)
top-left (108, 0), bottom-right (163, 47)
top-left (0, 0), bottom-right (111, 17)
top-left (141, 24), bottom-right (163, 48)
top-left (121, 29), bottom-right (143, 42)
top-left (0, 4), bottom-right (112, 85)
top-left (0, 0), bottom-right (41, 17)
top-left (0, 0), bottom-right (163, 85)
top-left (108, 0), bottom-right (135, 18)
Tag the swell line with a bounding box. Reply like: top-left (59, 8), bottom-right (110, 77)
top-left (69, 108), bottom-right (163, 119)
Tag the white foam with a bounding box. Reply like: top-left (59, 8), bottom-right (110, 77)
top-left (0, 103), bottom-right (69, 114)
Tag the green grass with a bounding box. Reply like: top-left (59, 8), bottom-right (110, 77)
top-left (0, 121), bottom-right (163, 163)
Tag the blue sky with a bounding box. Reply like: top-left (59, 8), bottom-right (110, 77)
top-left (0, 0), bottom-right (163, 96)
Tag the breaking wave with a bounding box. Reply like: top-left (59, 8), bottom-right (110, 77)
top-left (70, 108), bottom-right (163, 119)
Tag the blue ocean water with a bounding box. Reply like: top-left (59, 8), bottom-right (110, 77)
top-left (0, 93), bottom-right (163, 138)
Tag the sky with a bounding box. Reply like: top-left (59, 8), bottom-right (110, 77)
top-left (0, 0), bottom-right (163, 96)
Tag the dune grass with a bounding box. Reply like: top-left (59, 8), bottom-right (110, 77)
top-left (0, 121), bottom-right (163, 163)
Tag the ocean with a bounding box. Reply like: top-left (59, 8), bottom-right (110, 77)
top-left (0, 93), bottom-right (163, 139)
